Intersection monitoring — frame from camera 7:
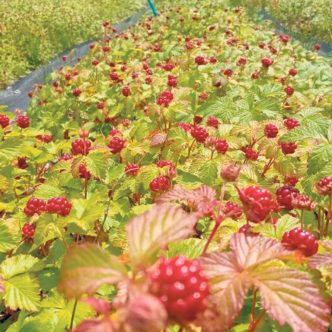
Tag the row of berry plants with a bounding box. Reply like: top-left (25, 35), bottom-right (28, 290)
top-left (0, 0), bottom-right (331, 330)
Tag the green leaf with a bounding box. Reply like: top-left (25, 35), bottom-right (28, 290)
top-left (0, 222), bottom-right (18, 253)
top-left (4, 275), bottom-right (40, 312)
top-left (34, 184), bottom-right (65, 200)
top-left (86, 151), bottom-right (108, 179)
top-left (1, 255), bottom-right (39, 279)
top-left (127, 204), bottom-right (198, 266)
top-left (167, 239), bottom-right (205, 259)
top-left (58, 244), bottom-right (126, 299)
top-left (199, 159), bottom-right (218, 185)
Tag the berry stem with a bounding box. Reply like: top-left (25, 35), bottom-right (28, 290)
top-left (324, 194), bottom-right (332, 237)
top-left (248, 309), bottom-right (266, 332)
top-left (202, 215), bottom-right (222, 254)
top-left (260, 158), bottom-right (274, 177)
top-left (186, 140), bottom-right (195, 159)
top-left (69, 299), bottom-right (78, 331)
top-left (250, 287), bottom-right (257, 321)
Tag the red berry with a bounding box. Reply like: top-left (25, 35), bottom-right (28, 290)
top-left (223, 201), bottom-right (243, 220)
top-left (22, 223), bottom-right (36, 241)
top-left (71, 139), bottom-right (92, 155)
top-left (244, 148), bottom-right (259, 161)
top-left (59, 153), bottom-right (73, 161)
top-left (214, 139), bottom-right (229, 154)
top-left (78, 163), bottom-right (91, 180)
top-left (209, 56), bottom-right (217, 64)
top-left (110, 72), bottom-right (120, 81)
top-left (316, 176), bottom-right (332, 196)
top-left (237, 56), bottom-right (247, 66)
top-left (191, 126), bottom-right (209, 143)
top-left (167, 75), bottom-right (177, 88)
top-left (280, 142), bottom-right (297, 155)
top-left (264, 123), bottom-right (279, 138)
top-left (16, 115), bottom-right (30, 129)
top-left (0, 114), bottom-right (10, 128)
top-left (24, 198), bottom-right (46, 216)
top-left (193, 115), bottom-right (203, 125)
top-left (314, 43), bottom-right (321, 51)
top-left (178, 122), bottom-right (192, 132)
top-left (149, 176), bottom-right (171, 193)
top-left (284, 118), bottom-right (300, 130)
top-left (223, 68), bottom-right (233, 77)
top-left (284, 85), bottom-right (294, 96)
top-left (149, 256), bottom-right (209, 323)
top-left (36, 134), bottom-right (53, 143)
top-left (72, 88), bottom-right (82, 97)
top-left (206, 116), bottom-right (219, 129)
top-left (285, 176), bottom-right (298, 186)
top-left (282, 228), bottom-right (318, 257)
top-left (199, 92), bottom-right (208, 101)
top-left (122, 86), bottom-right (131, 97)
top-left (108, 137), bottom-right (125, 154)
top-left (97, 102), bottom-right (105, 109)
top-left (195, 56), bottom-right (207, 66)
top-left (276, 185), bottom-right (299, 210)
top-left (92, 59), bottom-right (99, 66)
top-left (17, 157), bottom-right (28, 169)
top-left (157, 91), bottom-right (174, 107)
top-left (291, 193), bottom-right (316, 211)
top-left (237, 185), bottom-right (278, 223)
top-left (251, 71), bottom-right (260, 80)
top-left (261, 57), bottom-right (273, 68)
top-left (289, 68), bottom-right (297, 76)
top-left (125, 163), bottom-right (140, 176)
top-left (279, 34), bottom-right (289, 43)
top-left (46, 197), bottom-right (72, 216)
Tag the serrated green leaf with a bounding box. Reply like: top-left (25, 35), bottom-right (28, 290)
top-left (1, 255), bottom-right (39, 279)
top-left (0, 222), bottom-right (18, 253)
top-left (86, 151), bottom-right (108, 179)
top-left (4, 275), bottom-right (40, 312)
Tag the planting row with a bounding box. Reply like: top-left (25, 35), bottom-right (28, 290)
top-left (0, 0), bottom-right (331, 331)
top-left (0, 0), bottom-right (144, 89)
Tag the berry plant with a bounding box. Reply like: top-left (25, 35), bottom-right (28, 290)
top-left (0, 0), bottom-right (331, 331)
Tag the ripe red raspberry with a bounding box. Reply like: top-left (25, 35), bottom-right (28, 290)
top-left (280, 142), bottom-right (297, 155)
top-left (22, 223), bottom-right (36, 241)
top-left (237, 56), bottom-right (247, 66)
top-left (316, 176), bottom-right (332, 195)
top-left (284, 118), bottom-right (299, 130)
top-left (251, 71), bottom-right (260, 80)
top-left (291, 193), bottom-right (316, 210)
top-left (149, 256), bottom-right (209, 323)
top-left (220, 164), bottom-right (240, 182)
top-left (167, 75), bottom-right (177, 88)
top-left (237, 185), bottom-right (278, 223)
top-left (149, 176), bottom-right (171, 193)
top-left (46, 197), bottom-right (72, 216)
top-left (71, 139), bottom-right (92, 155)
top-left (214, 139), bottom-right (229, 154)
top-left (17, 157), bottom-right (28, 169)
top-left (191, 126), bottom-right (209, 143)
top-left (0, 114), bottom-right (10, 128)
top-left (223, 68), bottom-right (233, 77)
top-left (78, 163), bottom-right (91, 180)
top-left (209, 56), bottom-right (217, 64)
top-left (157, 91), bottom-right (174, 107)
top-left (284, 85), bottom-right (294, 96)
top-left (72, 88), bottom-right (82, 97)
top-left (97, 101), bottom-right (105, 109)
top-left (108, 137), bottom-right (125, 154)
top-left (109, 128), bottom-right (121, 136)
top-left (289, 68), bottom-right (297, 76)
top-left (178, 122), bottom-right (192, 132)
top-left (193, 115), bottom-right (203, 125)
top-left (110, 72), bottom-right (120, 82)
top-left (16, 115), bottom-right (30, 129)
top-left (285, 176), bottom-right (298, 186)
top-left (36, 134), bottom-right (53, 143)
top-left (145, 76), bottom-right (153, 84)
top-left (281, 228), bottom-right (318, 257)
top-left (261, 57), bottom-right (273, 68)
top-left (125, 163), bottom-right (140, 176)
top-left (59, 153), bottom-right (73, 161)
top-left (279, 34), bottom-right (289, 43)
top-left (24, 198), bottom-right (46, 216)
top-left (122, 86), bottom-right (131, 97)
top-left (244, 148), bottom-right (259, 161)
top-left (195, 56), bottom-right (207, 66)
top-left (206, 116), bottom-right (219, 129)
top-left (264, 123), bottom-right (278, 138)
top-left (276, 185), bottom-right (299, 210)
top-left (314, 43), bottom-right (321, 51)
top-left (199, 92), bottom-right (208, 101)
top-left (223, 201), bottom-right (243, 220)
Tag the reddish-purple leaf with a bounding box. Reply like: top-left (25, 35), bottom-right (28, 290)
top-left (74, 318), bottom-right (115, 332)
top-left (126, 204), bottom-right (197, 265)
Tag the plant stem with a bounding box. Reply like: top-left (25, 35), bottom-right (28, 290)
top-left (325, 194), bottom-right (332, 237)
top-left (202, 217), bottom-right (222, 254)
top-left (186, 140), bottom-right (195, 159)
top-left (251, 288), bottom-right (257, 321)
top-left (69, 299), bottom-right (78, 331)
top-left (248, 309), bottom-right (266, 332)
